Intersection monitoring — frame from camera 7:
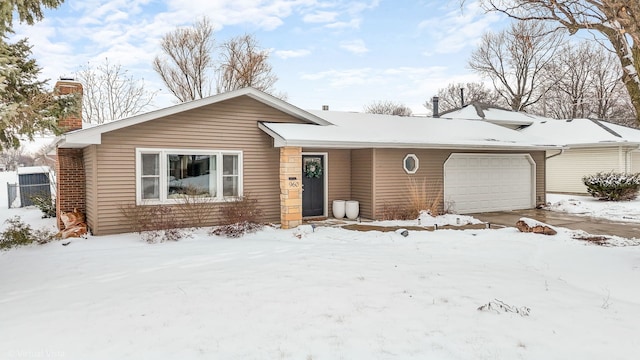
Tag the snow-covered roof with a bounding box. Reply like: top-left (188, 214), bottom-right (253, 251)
top-left (259, 110), bottom-right (560, 150)
top-left (57, 87), bottom-right (330, 148)
top-left (55, 88), bottom-right (561, 151)
top-left (519, 118), bottom-right (640, 147)
top-left (439, 103), bottom-right (547, 127)
top-left (17, 166), bottom-right (50, 175)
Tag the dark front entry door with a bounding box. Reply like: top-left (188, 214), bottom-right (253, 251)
top-left (302, 155), bottom-right (325, 217)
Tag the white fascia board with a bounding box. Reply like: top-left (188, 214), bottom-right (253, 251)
top-left (486, 119), bottom-right (534, 126)
top-left (257, 122), bottom-right (287, 147)
top-left (58, 131), bottom-right (102, 147)
top-left (269, 139), bottom-right (563, 151)
top-left (563, 141), bottom-right (640, 149)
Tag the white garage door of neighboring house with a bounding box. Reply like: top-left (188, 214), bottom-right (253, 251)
top-left (444, 153), bottom-right (535, 214)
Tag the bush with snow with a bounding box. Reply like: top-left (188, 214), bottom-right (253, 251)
top-left (0, 216), bottom-right (56, 250)
top-left (30, 193), bottom-right (56, 218)
top-left (118, 204), bottom-right (187, 243)
top-left (210, 221), bottom-right (263, 238)
top-left (210, 194), bottom-right (264, 238)
top-left (582, 171), bottom-right (640, 201)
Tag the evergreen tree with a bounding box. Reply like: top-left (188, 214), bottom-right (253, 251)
top-left (0, 0), bottom-right (64, 34)
top-left (0, 38), bottom-right (75, 150)
top-left (0, 0), bottom-right (72, 150)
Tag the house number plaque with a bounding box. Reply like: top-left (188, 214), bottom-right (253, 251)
top-left (287, 177), bottom-right (300, 188)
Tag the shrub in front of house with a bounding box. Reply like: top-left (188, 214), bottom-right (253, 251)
top-left (582, 171), bottom-right (640, 201)
top-left (0, 216), bottom-right (56, 250)
top-left (380, 202), bottom-right (413, 220)
top-left (118, 204), bottom-right (187, 243)
top-left (378, 178), bottom-right (444, 221)
top-left (210, 194), bottom-right (264, 238)
top-left (406, 177), bottom-right (443, 218)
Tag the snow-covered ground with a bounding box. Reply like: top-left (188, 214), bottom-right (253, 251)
top-left (1, 171), bottom-right (639, 360)
top-left (547, 193), bottom-right (640, 223)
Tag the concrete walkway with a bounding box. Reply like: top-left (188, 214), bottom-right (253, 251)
top-left (470, 209), bottom-right (640, 239)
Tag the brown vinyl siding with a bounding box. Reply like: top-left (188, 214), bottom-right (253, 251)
top-left (303, 148), bottom-right (351, 217)
top-left (89, 96), bottom-right (307, 235)
top-left (373, 149), bottom-right (447, 218)
top-left (83, 145), bottom-right (98, 233)
top-left (350, 149), bottom-right (374, 219)
top-left (371, 149), bottom-right (546, 219)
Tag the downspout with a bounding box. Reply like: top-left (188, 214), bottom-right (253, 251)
top-left (545, 148), bottom-right (565, 159)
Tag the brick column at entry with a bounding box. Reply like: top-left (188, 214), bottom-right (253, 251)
top-left (56, 148), bottom-right (85, 229)
top-left (279, 147), bottom-right (302, 229)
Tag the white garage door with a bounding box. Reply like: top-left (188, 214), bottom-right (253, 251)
top-left (444, 153), bottom-right (535, 214)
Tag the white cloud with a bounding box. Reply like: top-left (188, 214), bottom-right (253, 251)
top-left (301, 68), bottom-right (378, 87)
top-left (325, 18), bottom-right (362, 30)
top-left (275, 49), bottom-right (311, 59)
top-left (301, 66), bottom-right (448, 88)
top-left (418, 1), bottom-right (502, 56)
top-left (340, 39), bottom-right (369, 54)
top-left (303, 11), bottom-right (339, 23)
top-left (300, 0), bottom-right (379, 31)
top-left (298, 66), bottom-right (482, 114)
top-left (159, 0), bottom-right (316, 31)
top-left (345, 0), bottom-right (381, 14)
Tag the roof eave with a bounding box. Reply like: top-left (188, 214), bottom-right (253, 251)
top-left (269, 139), bottom-right (563, 151)
top-left (563, 141), bottom-right (640, 149)
top-left (486, 119), bottom-right (534, 126)
top-left (57, 132), bottom-right (102, 148)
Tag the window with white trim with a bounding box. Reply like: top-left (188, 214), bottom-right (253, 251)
top-left (137, 149), bottom-right (242, 204)
top-left (403, 154), bottom-right (419, 174)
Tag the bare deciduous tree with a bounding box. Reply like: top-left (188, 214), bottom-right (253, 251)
top-left (543, 42), bottom-right (596, 119)
top-left (424, 82), bottom-right (504, 113)
top-left (77, 58), bottom-right (158, 124)
top-left (0, 147), bottom-right (33, 170)
top-left (153, 17), bottom-right (215, 102)
top-left (531, 41), bottom-right (635, 124)
top-left (364, 100), bottom-right (413, 116)
top-left (589, 49), bottom-right (636, 125)
top-left (32, 143), bottom-right (56, 167)
top-left (216, 34), bottom-right (279, 95)
top-left (469, 20), bottom-right (564, 111)
top-left (467, 0), bottom-right (640, 124)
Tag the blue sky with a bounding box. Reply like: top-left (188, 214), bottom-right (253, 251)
top-left (11, 0), bottom-right (508, 115)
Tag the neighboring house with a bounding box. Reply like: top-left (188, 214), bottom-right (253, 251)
top-left (54, 82), bottom-right (558, 235)
top-left (441, 103), bottom-right (640, 194)
top-left (519, 118), bottom-right (640, 194)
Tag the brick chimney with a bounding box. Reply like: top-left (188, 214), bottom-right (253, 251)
top-left (54, 79), bottom-right (83, 132)
top-left (54, 78), bottom-right (86, 230)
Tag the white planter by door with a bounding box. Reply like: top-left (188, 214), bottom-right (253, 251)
top-left (332, 200), bottom-right (346, 218)
top-left (345, 200), bottom-right (359, 220)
